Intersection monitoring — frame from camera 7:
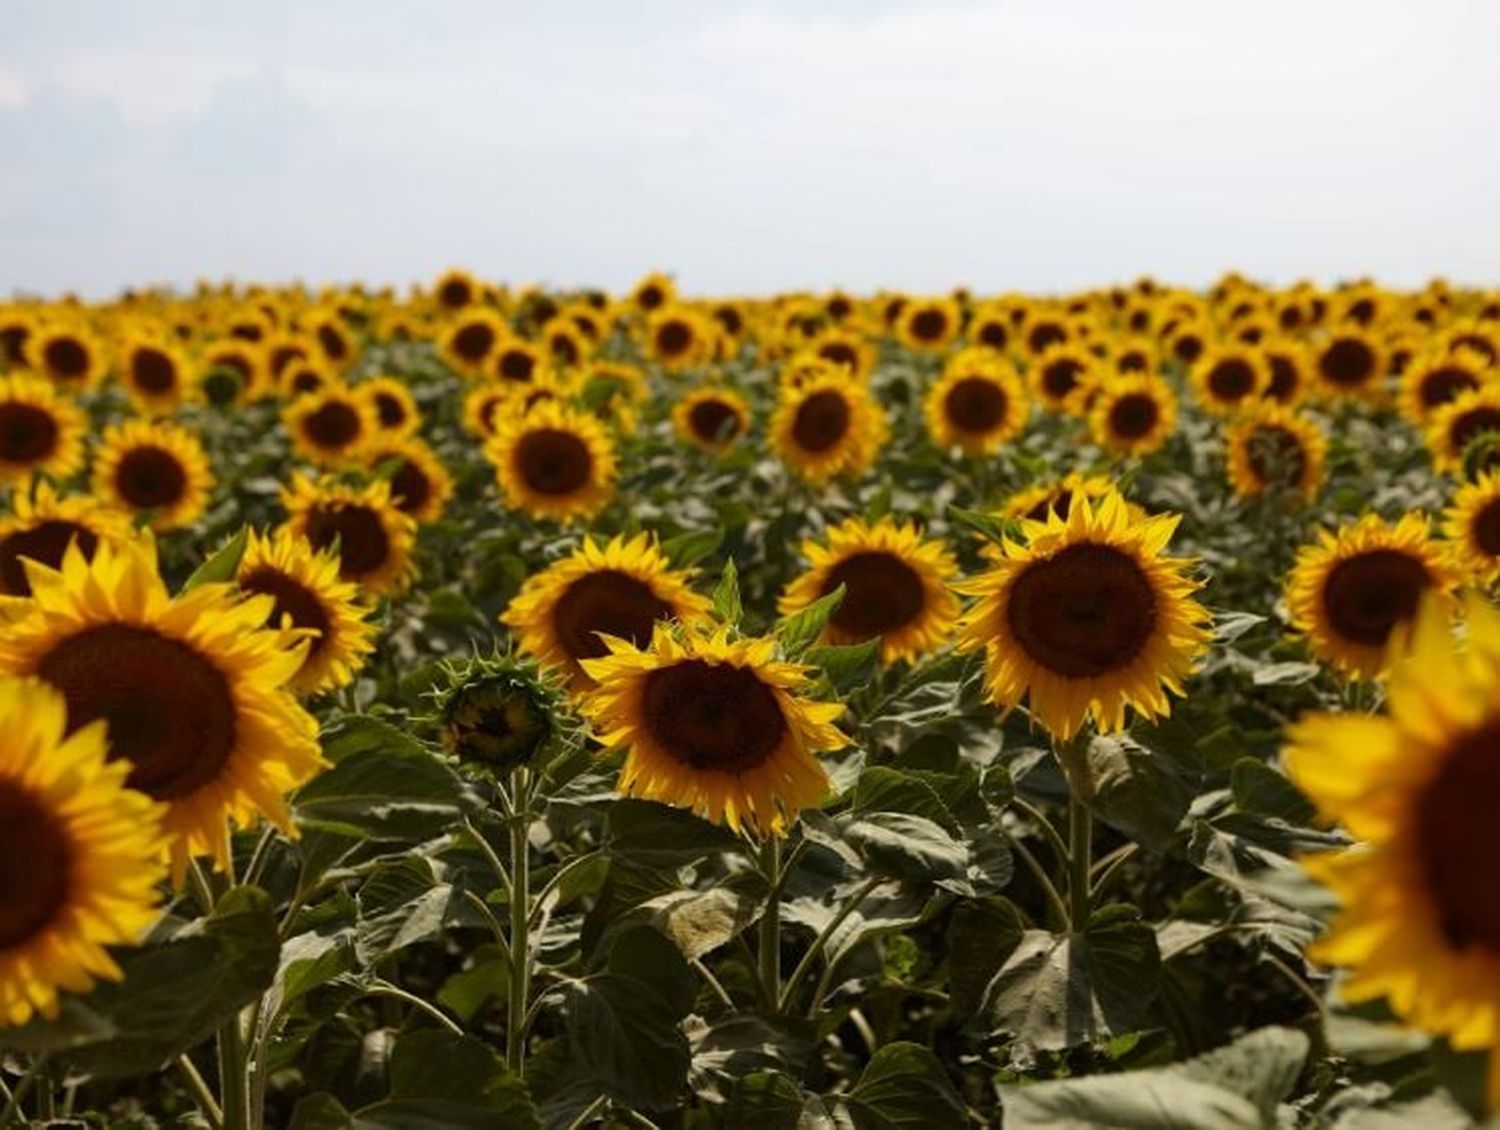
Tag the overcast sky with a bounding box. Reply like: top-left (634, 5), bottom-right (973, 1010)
top-left (4, 1), bottom-right (1498, 299)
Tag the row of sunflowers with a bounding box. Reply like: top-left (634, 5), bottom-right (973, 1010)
top-left (0, 270), bottom-right (1497, 1127)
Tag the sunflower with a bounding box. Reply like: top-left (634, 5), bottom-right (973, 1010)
top-left (896, 297), bottom-right (961, 353)
top-left (779, 517), bottom-right (959, 664)
top-left (236, 527), bottom-right (376, 696)
top-left (1190, 345), bottom-right (1269, 415)
top-left (579, 623), bottom-right (846, 835)
top-left (487, 400), bottom-right (617, 523)
top-left (264, 332), bottom-right (314, 391)
top-left (463, 383), bottom-right (514, 441)
top-left (0, 482), bottom-right (130, 602)
top-left (27, 321), bottom-right (107, 390)
top-left (491, 336), bottom-right (546, 386)
top-left (92, 419), bottom-right (213, 531)
top-left (0, 675), bottom-right (165, 1026)
top-left (356, 376), bottom-right (422, 438)
top-left (1003, 471), bottom-right (1119, 523)
top-left (709, 300), bottom-right (749, 350)
top-left (540, 317), bottom-right (591, 372)
top-left (646, 306), bottom-right (713, 372)
top-left (1312, 328), bottom-right (1387, 403)
top-left (1439, 320), bottom-right (1500, 369)
top-left (1021, 310), bottom-right (1072, 358)
top-left (673, 386), bottom-right (751, 454)
top-left (1399, 348), bottom-right (1490, 425)
top-left (0, 372), bottom-right (87, 485)
top-left (1029, 344), bottom-right (1099, 415)
top-left (365, 437), bottom-right (454, 524)
top-left (201, 339), bottom-right (268, 402)
top-left (1259, 338), bottom-right (1312, 406)
top-left (1286, 513), bottom-right (1458, 680)
top-left (629, 272), bottom-right (676, 316)
top-left (769, 366), bottom-right (887, 485)
top-left (282, 358), bottom-right (334, 399)
top-left (1089, 375), bottom-right (1177, 457)
top-left (502, 533), bottom-right (711, 690)
top-left (0, 306), bottom-right (36, 369)
top-left (956, 491), bottom-right (1210, 740)
top-left (1165, 318), bottom-right (1212, 367)
top-left (119, 333), bottom-right (194, 414)
top-left (280, 473), bottom-right (418, 597)
top-left (969, 304), bottom-right (1014, 354)
top-left (284, 383), bottom-right (379, 466)
top-left (1284, 597), bottom-right (1500, 1108)
top-left (1224, 404), bottom-right (1327, 501)
top-left (1442, 472), bottom-right (1500, 585)
top-left (810, 328), bottom-right (875, 381)
top-left (1427, 387), bottom-right (1500, 474)
top-left (305, 309), bottom-right (358, 375)
top-left (433, 268), bottom-right (481, 315)
top-left (439, 309), bottom-right (505, 378)
top-left (924, 351), bottom-right (1028, 455)
top-left (0, 537), bottom-right (323, 878)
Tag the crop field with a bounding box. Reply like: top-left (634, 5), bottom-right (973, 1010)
top-left (0, 272), bottom-right (1496, 1127)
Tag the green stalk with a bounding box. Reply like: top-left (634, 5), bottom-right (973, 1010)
top-left (1066, 790), bottom-right (1093, 931)
top-left (758, 836), bottom-right (782, 1011)
top-left (217, 1012), bottom-right (252, 1130)
top-left (506, 769), bottom-right (533, 1075)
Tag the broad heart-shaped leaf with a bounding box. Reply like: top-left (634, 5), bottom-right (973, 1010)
top-left (181, 524), bottom-right (249, 590)
top-left (982, 905), bottom-right (1160, 1050)
top-left (805, 638), bottom-right (880, 695)
top-left (851, 766), bottom-right (960, 833)
top-left (1083, 733), bottom-right (1199, 851)
top-left (947, 897), bottom-right (1027, 1019)
top-left (723, 1070), bottom-right (808, 1130)
top-left (1000, 1026), bottom-right (1310, 1129)
top-left (5, 886), bottom-right (280, 1076)
top-left (637, 884), bottom-right (763, 961)
top-left (843, 810), bottom-right (968, 882)
top-left (776, 583), bottom-right (846, 657)
top-left (607, 798), bottom-right (749, 867)
top-left (840, 1042), bottom-right (968, 1130)
top-left (552, 972), bottom-right (691, 1108)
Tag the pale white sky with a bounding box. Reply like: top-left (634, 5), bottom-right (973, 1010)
top-left (3, 0), bottom-right (1498, 298)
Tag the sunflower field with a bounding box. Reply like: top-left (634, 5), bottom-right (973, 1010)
top-left (1, 272), bottom-right (1499, 1129)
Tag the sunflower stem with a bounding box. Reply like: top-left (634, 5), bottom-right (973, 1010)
top-left (217, 1010), bottom-right (252, 1130)
top-left (1066, 791), bottom-right (1093, 931)
top-left (758, 835), bottom-right (782, 1011)
top-left (505, 768), bottom-right (534, 1075)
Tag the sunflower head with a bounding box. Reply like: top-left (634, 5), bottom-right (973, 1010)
top-left (0, 372), bottom-right (87, 485)
top-left (629, 272), bottom-right (677, 316)
top-left (673, 386), bottom-right (751, 454)
top-left (1003, 471), bottom-right (1118, 524)
top-left (1443, 472), bottom-right (1500, 585)
top-left (1428, 387), bottom-right (1500, 474)
top-left (1312, 328), bottom-right (1387, 402)
top-left (93, 419), bottom-right (214, 531)
top-left (1190, 345), bottom-right (1269, 415)
top-left (439, 309), bottom-right (505, 377)
top-left (925, 350), bottom-right (1028, 455)
top-left (769, 366), bottom-right (887, 485)
top-left (1224, 404), bottom-right (1327, 501)
top-left (1398, 348), bottom-right (1488, 425)
top-left (357, 376), bottom-right (422, 437)
top-left (429, 653), bottom-right (566, 778)
top-left (27, 321), bottom-right (106, 389)
top-left (1029, 344), bottom-right (1099, 415)
top-left (486, 400), bottom-right (617, 523)
top-left (896, 297), bottom-right (961, 352)
top-left (280, 473), bottom-right (419, 598)
top-left (285, 383), bottom-right (380, 467)
top-left (366, 437), bottom-right (454, 525)
top-left (646, 305), bottom-right (714, 372)
top-left (1258, 338), bottom-right (1312, 406)
top-left (432, 268), bottom-right (481, 314)
top-left (119, 333), bottom-right (195, 413)
top-left (0, 482), bottom-right (131, 603)
top-left (1089, 375), bottom-right (1177, 457)
top-left (491, 336), bottom-right (546, 385)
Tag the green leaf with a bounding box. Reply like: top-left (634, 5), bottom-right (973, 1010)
top-left (776, 584), bottom-right (845, 657)
top-left (639, 885), bottom-right (762, 961)
top-left (843, 811), bottom-right (968, 882)
top-left (553, 972), bottom-right (691, 1108)
top-left (1251, 661), bottom-right (1322, 686)
top-left (947, 897), bottom-right (1026, 1018)
top-left (842, 1042), bottom-right (968, 1130)
top-left (805, 638), bottom-right (880, 694)
top-left (723, 1071), bottom-right (807, 1130)
top-left (607, 924), bottom-right (697, 1016)
top-left (1083, 734), bottom-right (1199, 850)
top-left (714, 558), bottom-right (743, 625)
top-left (661, 527), bottom-right (725, 568)
top-left (607, 798), bottom-right (748, 866)
top-left (1230, 759), bottom-right (1315, 825)
top-left (948, 505), bottom-right (1017, 545)
top-left (182, 525), bottom-right (249, 591)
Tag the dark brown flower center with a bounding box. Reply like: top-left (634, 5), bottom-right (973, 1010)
top-left (1006, 543), bottom-right (1158, 678)
top-left (818, 342), bottom-right (858, 370)
top-left (655, 321), bottom-right (693, 358)
top-left (944, 377), bottom-right (1008, 434)
top-left (38, 624), bottom-right (236, 800)
top-left (1116, 351), bottom-right (1148, 375)
top-left (290, 369), bottom-right (325, 396)
top-left (0, 781), bottom-right (72, 950)
top-left (688, 398), bottom-right (742, 445)
top-left (302, 401), bottom-right (362, 451)
top-left (824, 551), bottom-right (925, 639)
top-left (1452, 334), bottom-right (1497, 365)
top-left (0, 403), bottom-right (60, 465)
top-left (0, 520), bottom-right (98, 597)
top-left (317, 324), bottom-right (349, 362)
top-left (1346, 298), bottom-right (1376, 326)
top-left (516, 429), bottom-right (593, 495)
top-left (551, 333), bottom-right (580, 366)
top-left (115, 447), bottom-right (188, 511)
top-left (1319, 338), bottom-right (1377, 387)
top-left (304, 504), bottom-right (392, 580)
top-left (791, 391), bottom-right (851, 453)
top-left (388, 459), bottom-right (432, 516)
top-left (1108, 393), bottom-right (1160, 439)
top-left (1321, 549), bottom-right (1431, 648)
top-left (638, 284), bottom-right (664, 311)
top-left (0, 326), bottom-right (28, 366)
top-left (1026, 490), bottom-right (1074, 522)
top-left (270, 343), bottom-right (307, 380)
top-left (1415, 720), bottom-right (1500, 952)
top-left (439, 279), bottom-right (473, 309)
top-left (1028, 322), bottom-right (1066, 354)
top-left (978, 322), bottom-right (1009, 350)
top-left (373, 391), bottom-right (408, 429)
top-left (1448, 406), bottom-right (1500, 456)
top-left (909, 309), bottom-right (947, 342)
top-left (498, 348), bottom-right (536, 383)
top-left (1264, 355), bottom-right (1299, 403)
top-left (715, 306), bottom-right (744, 336)
top-left (1041, 359), bottom-right (1082, 401)
top-left (641, 660), bottom-right (787, 772)
top-left (551, 570), bottom-right (672, 665)
top-left (1207, 359), bottom-right (1256, 401)
top-left (1173, 334), bottom-right (1204, 364)
top-left (240, 566), bottom-right (333, 662)
top-left (1420, 368), bottom-right (1478, 409)
top-left (44, 338), bottom-right (89, 381)
top-left (453, 323), bottom-right (496, 363)
top-left (1472, 497), bottom-right (1500, 558)
top-left (130, 348), bottom-right (177, 394)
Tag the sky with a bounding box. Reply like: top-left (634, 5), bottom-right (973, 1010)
top-left (3, 0), bottom-right (1499, 299)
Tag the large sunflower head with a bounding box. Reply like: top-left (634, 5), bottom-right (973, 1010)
top-left (770, 367), bottom-right (888, 485)
top-left (487, 400), bottom-right (617, 523)
top-left (646, 305), bottom-right (714, 372)
top-left (1224, 403), bottom-right (1328, 501)
top-left (27, 321), bottom-right (107, 390)
top-left (490, 336), bottom-right (546, 386)
top-left (439, 309), bottom-right (505, 377)
top-left (432, 268), bottom-right (481, 315)
top-left (0, 675), bottom-right (166, 1026)
top-left (0, 372), bottom-right (87, 485)
top-left (1165, 318), bottom-right (1212, 367)
top-left (1442, 472), bottom-right (1500, 585)
top-left (1029, 344), bottom-right (1099, 415)
top-left (810, 328), bottom-right (875, 382)
top-left (1286, 513), bottom-right (1458, 680)
top-left (0, 537), bottom-right (324, 879)
top-left (1259, 338), bottom-right (1312, 406)
top-left (284, 383), bottom-right (380, 467)
top-left (356, 376), bottom-right (422, 438)
top-left (1312, 328), bottom-right (1387, 403)
top-left (1397, 348), bottom-right (1489, 426)
top-left (365, 437), bottom-right (454, 525)
top-left (201, 339), bottom-right (269, 403)
top-left (1427, 387), bottom-right (1500, 475)
top-left (92, 419), bottom-right (214, 532)
top-left (925, 350), bottom-right (1029, 455)
top-left (956, 490), bottom-right (1211, 740)
top-left (236, 526), bottom-right (377, 696)
top-left (968, 304), bottom-right (1014, 355)
top-left (1190, 344), bottom-right (1269, 415)
top-left (779, 516), bottom-right (960, 664)
top-left (1284, 597), bottom-right (1500, 1107)
top-left (1088, 375), bottom-right (1177, 457)
top-left (629, 271), bottom-right (676, 316)
top-left (896, 297), bottom-right (961, 352)
top-left (280, 473), bottom-right (418, 597)
top-left (0, 482), bottom-right (131, 604)
top-left (1021, 310), bottom-right (1073, 358)
top-left (305, 309), bottom-right (358, 375)
top-left (502, 533), bottom-right (712, 690)
top-left (579, 623), bottom-right (847, 835)
top-left (673, 386), bottom-right (751, 454)
top-left (119, 333), bottom-right (195, 414)
top-left (539, 317), bottom-right (591, 372)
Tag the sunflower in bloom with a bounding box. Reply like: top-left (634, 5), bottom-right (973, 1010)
top-left (439, 309), bottom-right (505, 378)
top-left (896, 297), bottom-right (961, 353)
top-left (579, 623), bottom-right (846, 835)
top-left (305, 308), bottom-right (358, 376)
top-left (118, 332), bottom-right (195, 414)
top-left (0, 537), bottom-right (323, 878)
top-left (92, 419), bottom-right (214, 531)
top-left (201, 339), bottom-right (269, 403)
top-left (1029, 344), bottom-right (1099, 415)
top-left (1190, 344), bottom-right (1269, 415)
top-left (629, 271), bottom-right (676, 317)
top-left (1286, 513), bottom-right (1458, 680)
top-left (236, 527), bottom-right (376, 696)
top-left (281, 473), bottom-right (418, 597)
top-left (770, 368), bottom-right (887, 485)
top-left (432, 268), bottom-right (481, 315)
top-left (1398, 348), bottom-right (1489, 425)
top-left (1442, 472), bottom-right (1500, 586)
top-left (1164, 318), bottom-right (1212, 367)
top-left (1312, 328), bottom-right (1387, 403)
top-left (1224, 404), bottom-right (1328, 501)
top-left (1284, 597), bottom-right (1500, 1109)
top-left (282, 358), bottom-right (334, 399)
top-left (487, 400), bottom-right (617, 523)
top-left (0, 372), bottom-right (87, 485)
top-left (365, 437), bottom-right (454, 525)
top-left (779, 517), bottom-right (960, 664)
top-left (925, 350), bottom-right (1028, 455)
top-left (809, 328), bottom-right (875, 382)
top-left (356, 376), bottom-right (422, 438)
top-left (1439, 320), bottom-right (1500, 369)
top-left (956, 491), bottom-right (1210, 740)
top-left (264, 332), bottom-right (314, 392)
top-left (462, 383), bottom-right (514, 441)
top-left (0, 482), bottom-right (130, 604)
top-left (27, 321), bottom-right (107, 390)
top-left (1426, 387), bottom-right (1500, 475)
top-left (285, 383), bottom-right (379, 466)
top-left (1004, 471), bottom-right (1118, 524)
top-left (646, 305), bottom-right (714, 372)
top-left (1089, 375), bottom-right (1177, 457)
top-left (502, 533), bottom-right (711, 690)
top-left (1020, 309), bottom-right (1073, 358)
top-left (490, 335), bottom-right (546, 386)
top-left (674, 386), bottom-right (751, 454)
top-left (1259, 338), bottom-right (1313, 406)
top-left (0, 676), bottom-right (166, 1026)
